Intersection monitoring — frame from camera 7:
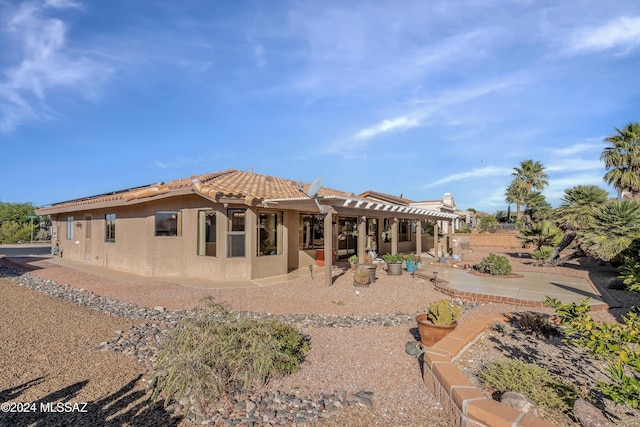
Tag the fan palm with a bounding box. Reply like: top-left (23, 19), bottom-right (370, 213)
top-left (519, 221), bottom-right (562, 250)
top-left (581, 199), bottom-right (640, 262)
top-left (505, 180), bottom-right (527, 218)
top-left (550, 185), bottom-right (610, 262)
top-left (512, 160), bottom-right (549, 194)
top-left (601, 122), bottom-right (640, 200)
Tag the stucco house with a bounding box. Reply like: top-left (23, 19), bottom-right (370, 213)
top-left (36, 169), bottom-right (457, 285)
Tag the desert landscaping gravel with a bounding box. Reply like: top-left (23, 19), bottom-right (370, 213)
top-left (0, 248), bottom-right (636, 426)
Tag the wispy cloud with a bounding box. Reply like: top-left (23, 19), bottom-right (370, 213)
top-left (0, 0), bottom-right (111, 133)
top-left (424, 166), bottom-right (513, 188)
top-left (546, 158), bottom-right (603, 172)
top-left (154, 156), bottom-right (204, 169)
top-left (567, 15), bottom-right (640, 54)
top-left (353, 117), bottom-right (420, 140)
top-left (548, 142), bottom-right (601, 156)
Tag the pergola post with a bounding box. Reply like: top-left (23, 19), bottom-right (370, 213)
top-left (433, 222), bottom-right (439, 257)
top-left (391, 217), bottom-right (398, 254)
top-left (447, 219), bottom-right (453, 255)
top-left (324, 209), bottom-right (334, 287)
top-left (358, 215), bottom-right (366, 262)
top-left (415, 219), bottom-right (422, 257)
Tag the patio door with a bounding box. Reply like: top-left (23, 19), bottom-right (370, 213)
top-left (337, 217), bottom-right (357, 259)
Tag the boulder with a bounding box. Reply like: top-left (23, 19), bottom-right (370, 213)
top-left (573, 399), bottom-right (615, 427)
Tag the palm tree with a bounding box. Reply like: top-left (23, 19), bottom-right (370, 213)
top-left (550, 185), bottom-right (609, 263)
top-left (512, 160), bottom-right (549, 194)
top-left (505, 180), bottom-right (527, 218)
top-left (508, 160), bottom-right (549, 219)
top-left (581, 199), bottom-right (640, 262)
top-left (601, 122), bottom-right (640, 200)
top-left (519, 221), bottom-right (562, 250)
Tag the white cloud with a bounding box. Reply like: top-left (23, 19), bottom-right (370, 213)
top-left (154, 156), bottom-right (203, 168)
top-left (353, 117), bottom-right (420, 140)
top-left (568, 15), bottom-right (640, 54)
top-left (546, 158), bottom-right (603, 172)
top-left (548, 142), bottom-right (601, 157)
top-left (0, 1), bottom-right (112, 133)
top-left (424, 166), bottom-right (513, 188)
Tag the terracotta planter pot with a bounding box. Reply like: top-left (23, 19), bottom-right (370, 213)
top-left (415, 314), bottom-right (458, 346)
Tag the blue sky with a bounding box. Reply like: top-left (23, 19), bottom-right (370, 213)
top-left (1, 0), bottom-right (639, 212)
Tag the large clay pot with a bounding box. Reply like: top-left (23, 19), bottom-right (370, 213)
top-left (415, 314), bottom-right (458, 346)
top-left (386, 262), bottom-right (403, 276)
top-left (357, 264), bottom-right (376, 283)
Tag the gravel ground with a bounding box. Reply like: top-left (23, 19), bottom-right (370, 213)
top-left (0, 247), bottom-right (635, 426)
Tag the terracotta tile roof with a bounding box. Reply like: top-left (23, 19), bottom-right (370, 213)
top-left (358, 190), bottom-right (413, 205)
top-left (36, 169), bottom-right (354, 214)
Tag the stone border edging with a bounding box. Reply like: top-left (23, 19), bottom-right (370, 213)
top-left (420, 314), bottom-right (556, 427)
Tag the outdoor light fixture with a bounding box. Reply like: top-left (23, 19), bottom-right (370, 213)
top-left (308, 264), bottom-right (314, 279)
top-left (433, 271), bottom-right (438, 285)
top-left (76, 222), bottom-right (82, 228)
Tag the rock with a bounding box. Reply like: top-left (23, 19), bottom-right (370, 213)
top-left (154, 306), bottom-right (166, 311)
top-left (500, 391), bottom-right (540, 417)
top-left (573, 399), bottom-right (615, 427)
top-left (405, 341), bottom-right (422, 357)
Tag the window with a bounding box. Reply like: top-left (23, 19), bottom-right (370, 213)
top-left (155, 211), bottom-right (182, 236)
top-left (382, 218), bottom-right (391, 243)
top-left (258, 211), bottom-right (282, 256)
top-left (299, 214), bottom-right (324, 249)
top-left (66, 217), bottom-right (73, 240)
top-left (399, 219), bottom-right (411, 242)
top-left (105, 213), bottom-right (116, 242)
top-left (227, 209), bottom-right (245, 257)
top-left (197, 210), bottom-right (217, 256)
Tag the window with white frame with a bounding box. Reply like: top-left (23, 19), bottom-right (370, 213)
top-left (227, 209), bottom-right (246, 257)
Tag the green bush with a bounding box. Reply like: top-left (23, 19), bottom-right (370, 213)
top-left (478, 359), bottom-right (580, 419)
top-left (152, 308), bottom-right (309, 411)
top-left (475, 253), bottom-right (512, 276)
top-left (545, 297), bottom-right (640, 408)
top-left (620, 253), bottom-right (640, 293)
top-left (531, 246), bottom-right (553, 266)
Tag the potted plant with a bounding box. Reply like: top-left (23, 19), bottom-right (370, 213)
top-left (438, 250), bottom-right (448, 263)
top-left (348, 255), bottom-right (359, 270)
top-left (382, 253), bottom-right (404, 276)
top-left (415, 299), bottom-right (462, 346)
top-left (358, 253), bottom-right (377, 283)
top-left (404, 253), bottom-right (420, 274)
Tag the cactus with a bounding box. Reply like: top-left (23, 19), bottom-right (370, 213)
top-left (353, 267), bottom-right (370, 286)
top-left (427, 299), bottom-right (462, 325)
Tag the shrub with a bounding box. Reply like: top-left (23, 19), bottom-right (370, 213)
top-left (514, 312), bottom-right (560, 338)
top-left (152, 308), bottom-right (309, 411)
top-left (620, 254), bottom-right (640, 293)
top-left (475, 253), bottom-right (512, 276)
top-left (545, 297), bottom-right (640, 408)
top-left (531, 246), bottom-right (553, 266)
top-left (478, 359), bottom-right (580, 419)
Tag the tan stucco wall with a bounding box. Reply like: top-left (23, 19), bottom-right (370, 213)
top-left (51, 195), bottom-right (291, 281)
